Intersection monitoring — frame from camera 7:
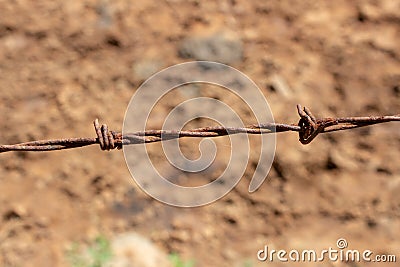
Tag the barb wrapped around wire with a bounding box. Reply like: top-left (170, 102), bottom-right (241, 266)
top-left (0, 104), bottom-right (399, 153)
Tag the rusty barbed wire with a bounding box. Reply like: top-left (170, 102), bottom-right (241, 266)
top-left (0, 104), bottom-right (399, 153)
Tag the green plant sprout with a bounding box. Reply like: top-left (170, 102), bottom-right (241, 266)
top-left (66, 236), bottom-right (112, 267)
top-left (169, 253), bottom-right (195, 267)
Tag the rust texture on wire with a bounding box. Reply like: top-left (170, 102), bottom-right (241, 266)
top-left (0, 104), bottom-right (399, 153)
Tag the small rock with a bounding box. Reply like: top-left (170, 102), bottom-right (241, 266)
top-left (358, 1), bottom-right (400, 21)
top-left (326, 149), bottom-right (358, 171)
top-left (170, 230), bottom-right (190, 242)
top-left (268, 74), bottom-right (293, 98)
top-left (178, 31), bottom-right (243, 64)
top-left (105, 232), bottom-right (172, 267)
top-left (3, 205), bottom-right (27, 221)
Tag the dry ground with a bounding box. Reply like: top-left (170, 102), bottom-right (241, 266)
top-left (0, 1), bottom-right (399, 266)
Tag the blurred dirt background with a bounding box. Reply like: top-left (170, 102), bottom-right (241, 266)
top-left (0, 0), bottom-right (399, 266)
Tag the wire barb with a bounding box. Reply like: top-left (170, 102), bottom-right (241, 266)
top-left (297, 104), bottom-right (338, 144)
top-left (93, 119), bottom-right (121, 151)
top-left (0, 104), bottom-right (398, 153)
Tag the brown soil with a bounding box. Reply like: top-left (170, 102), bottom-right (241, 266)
top-left (0, 1), bottom-right (399, 266)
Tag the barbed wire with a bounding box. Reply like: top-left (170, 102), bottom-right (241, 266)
top-left (0, 104), bottom-right (399, 153)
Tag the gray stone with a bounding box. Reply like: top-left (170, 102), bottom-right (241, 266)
top-left (132, 59), bottom-right (164, 81)
top-left (178, 31), bottom-right (243, 64)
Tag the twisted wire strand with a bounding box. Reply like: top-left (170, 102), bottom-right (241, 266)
top-left (0, 104), bottom-right (399, 153)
